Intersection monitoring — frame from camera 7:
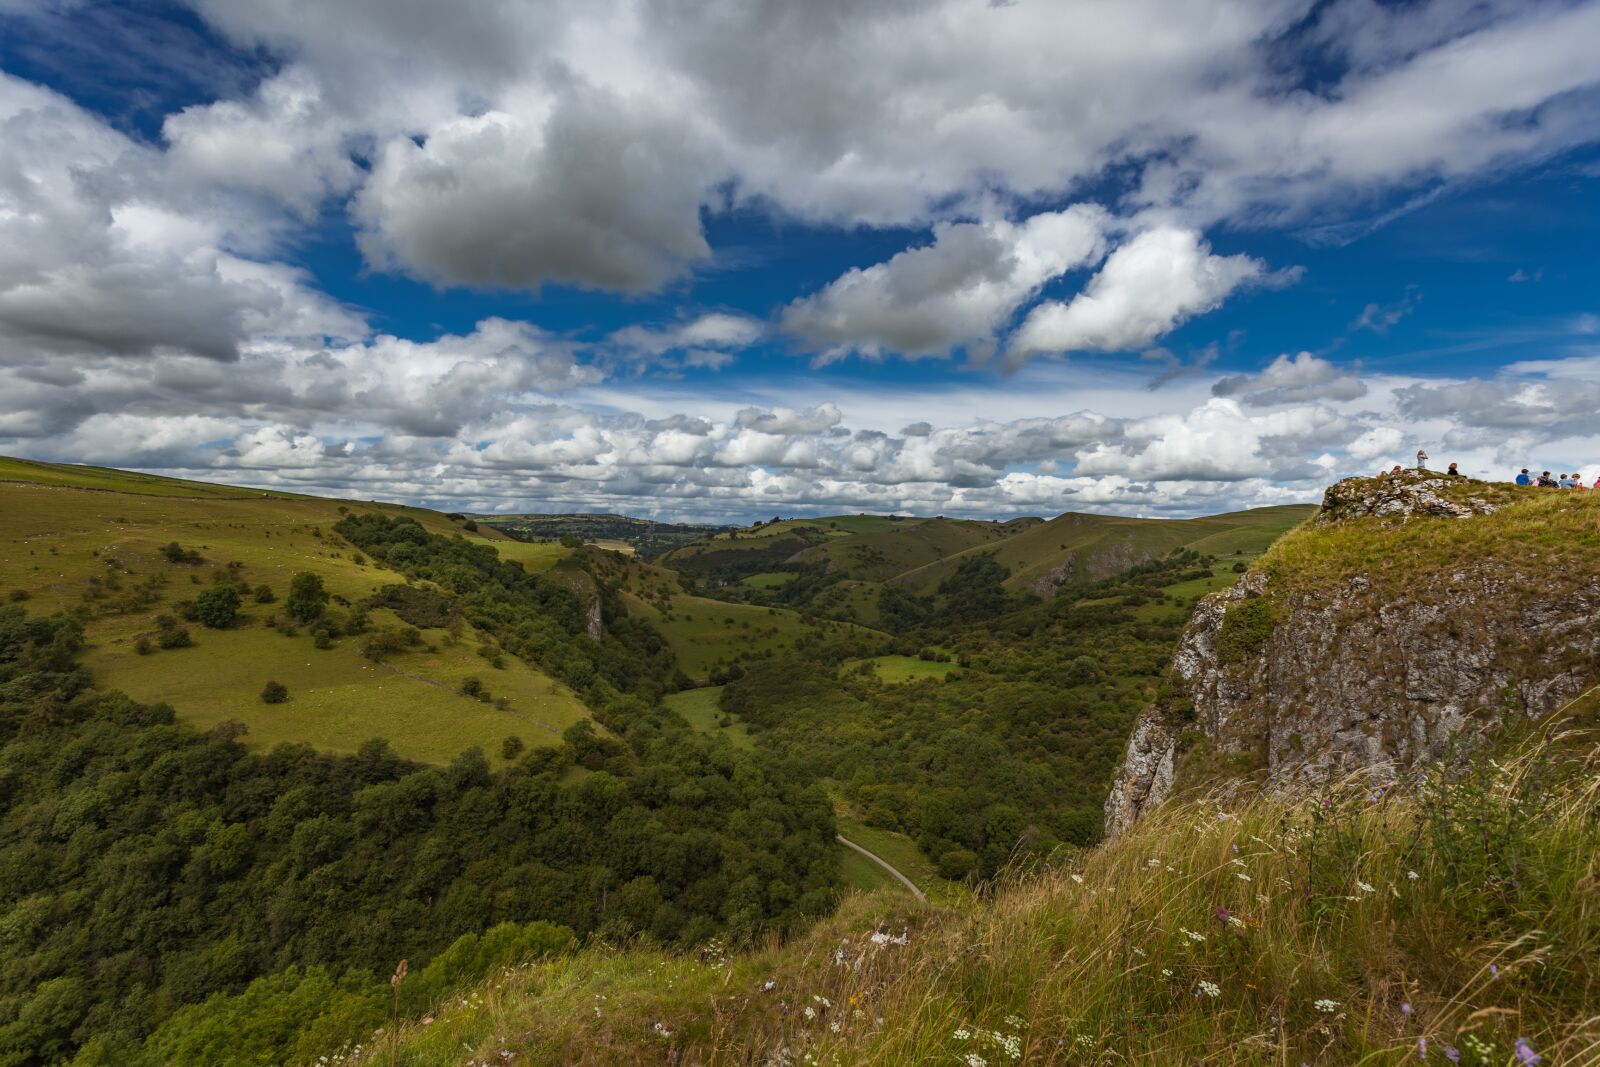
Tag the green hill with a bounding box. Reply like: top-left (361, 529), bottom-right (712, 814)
top-left (657, 513), bottom-right (959, 582)
top-left (0, 456), bottom-right (592, 766)
top-left (477, 513), bottom-right (731, 559)
top-left (784, 517), bottom-right (1016, 581)
top-left (588, 549), bottom-right (892, 682)
top-left (892, 504), bottom-right (1315, 597)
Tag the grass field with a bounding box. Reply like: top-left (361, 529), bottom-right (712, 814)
top-left (83, 610), bottom-right (588, 765)
top-left (841, 654), bottom-right (959, 684)
top-left (486, 539), bottom-right (571, 573)
top-left (739, 571), bottom-right (796, 588)
top-left (836, 843), bottom-right (902, 892)
top-left (0, 458), bottom-right (591, 765)
top-left (834, 814), bottom-right (948, 896)
top-left (662, 685), bottom-right (753, 749)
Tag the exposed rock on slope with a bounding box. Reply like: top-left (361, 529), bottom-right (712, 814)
top-left (1316, 471), bottom-right (1501, 522)
top-left (1105, 472), bottom-right (1600, 836)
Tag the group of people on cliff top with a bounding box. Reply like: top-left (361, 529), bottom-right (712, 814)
top-left (1376, 449), bottom-right (1597, 488)
top-left (1514, 469), bottom-right (1595, 489)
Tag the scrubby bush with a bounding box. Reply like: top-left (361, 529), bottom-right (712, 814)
top-left (194, 585), bottom-right (241, 629)
top-left (260, 680), bottom-right (288, 704)
top-left (285, 571), bottom-right (328, 622)
top-left (160, 541), bottom-right (202, 564)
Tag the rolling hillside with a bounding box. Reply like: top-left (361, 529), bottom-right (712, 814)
top-left (891, 504), bottom-right (1315, 597)
top-left (0, 456), bottom-right (591, 766)
top-left (657, 513), bottom-right (966, 581)
top-left (584, 547), bottom-right (893, 681)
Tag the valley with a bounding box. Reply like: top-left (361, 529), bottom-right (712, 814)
top-left (3, 458), bottom-right (1596, 1066)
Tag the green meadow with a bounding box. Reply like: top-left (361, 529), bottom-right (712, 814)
top-left (0, 459), bottom-right (590, 766)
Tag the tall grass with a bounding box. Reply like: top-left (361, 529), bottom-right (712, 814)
top-left (349, 721), bottom-right (1600, 1066)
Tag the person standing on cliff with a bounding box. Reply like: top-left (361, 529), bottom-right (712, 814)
top-left (1416, 449), bottom-right (1428, 471)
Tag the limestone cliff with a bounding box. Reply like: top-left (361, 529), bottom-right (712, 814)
top-left (1105, 472), bottom-right (1600, 836)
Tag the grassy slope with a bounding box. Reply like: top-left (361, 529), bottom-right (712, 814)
top-left (602, 553), bottom-right (889, 681)
top-left (785, 517), bottom-right (1015, 581)
top-left (355, 729), bottom-right (1600, 1066)
top-left (661, 685), bottom-right (752, 750)
top-left (840, 654), bottom-right (960, 684)
top-left (0, 458), bottom-right (589, 766)
top-left (893, 504), bottom-right (1315, 595)
top-left (1260, 480), bottom-right (1600, 595)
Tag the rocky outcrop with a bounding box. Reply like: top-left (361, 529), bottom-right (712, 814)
top-left (1317, 470), bottom-right (1499, 522)
top-left (1104, 475), bottom-right (1600, 835)
top-left (585, 596), bottom-right (603, 641)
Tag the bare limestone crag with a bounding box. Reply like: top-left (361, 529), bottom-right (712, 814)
top-left (1104, 471), bottom-right (1600, 836)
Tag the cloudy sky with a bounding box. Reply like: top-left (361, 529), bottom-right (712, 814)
top-left (2, 0), bottom-right (1598, 521)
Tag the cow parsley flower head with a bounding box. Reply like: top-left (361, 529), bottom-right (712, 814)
top-left (1196, 980), bottom-right (1221, 999)
top-left (1314, 999), bottom-right (1340, 1013)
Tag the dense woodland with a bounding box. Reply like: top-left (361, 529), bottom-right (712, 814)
top-left (722, 551), bottom-right (1216, 876)
top-left (0, 601), bottom-right (836, 1064)
top-left (333, 514), bottom-right (675, 705)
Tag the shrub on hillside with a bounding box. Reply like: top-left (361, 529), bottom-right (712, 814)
top-left (153, 615), bottom-right (191, 649)
top-left (160, 541), bottom-right (202, 565)
top-left (285, 571), bottom-right (328, 622)
top-left (260, 680), bottom-right (288, 704)
top-left (194, 586), bottom-right (241, 629)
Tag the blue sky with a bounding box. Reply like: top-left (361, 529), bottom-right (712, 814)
top-left (1, 0), bottom-right (1598, 520)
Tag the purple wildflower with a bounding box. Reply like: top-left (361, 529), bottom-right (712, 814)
top-left (1417, 1038), bottom-right (1427, 1058)
top-left (1443, 1045), bottom-right (1460, 1062)
top-left (1489, 963), bottom-right (1500, 979)
top-left (1401, 1001), bottom-right (1413, 1016)
top-left (1214, 906), bottom-right (1231, 922)
top-left (1514, 1038), bottom-right (1541, 1065)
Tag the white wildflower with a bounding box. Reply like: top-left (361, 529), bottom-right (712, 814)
top-left (1407, 870), bottom-right (1420, 880)
top-left (1314, 999), bottom-right (1340, 1013)
top-left (964, 1055), bottom-right (988, 1067)
top-left (1356, 881), bottom-right (1375, 894)
top-left (953, 1028), bottom-right (971, 1040)
top-left (1197, 980), bottom-right (1221, 999)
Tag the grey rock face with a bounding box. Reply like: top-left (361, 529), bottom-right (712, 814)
top-left (1104, 476), bottom-right (1599, 836)
top-left (585, 596), bottom-right (603, 641)
top-left (1317, 470), bottom-right (1498, 523)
